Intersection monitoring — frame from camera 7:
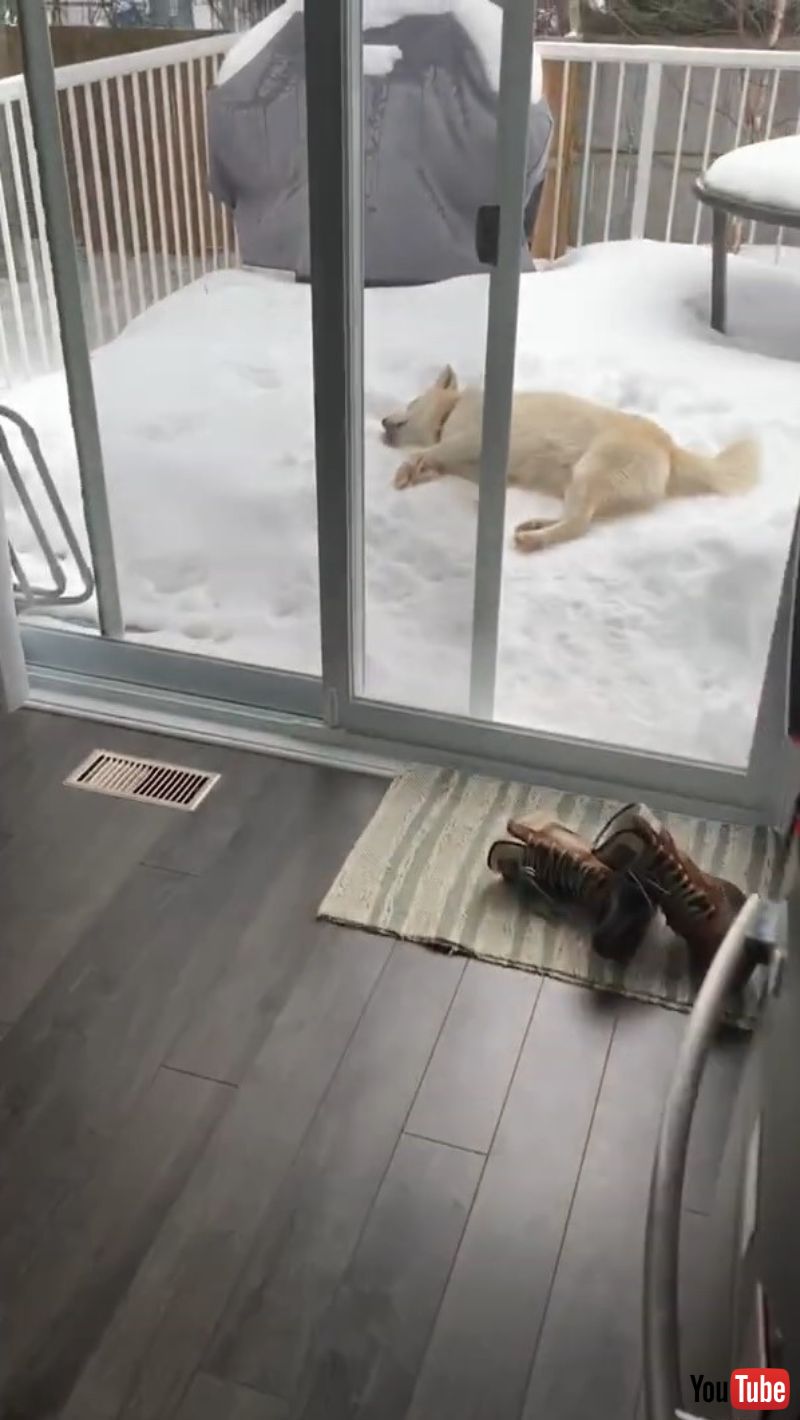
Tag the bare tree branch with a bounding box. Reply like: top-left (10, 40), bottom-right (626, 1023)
top-left (768, 0), bottom-right (788, 46)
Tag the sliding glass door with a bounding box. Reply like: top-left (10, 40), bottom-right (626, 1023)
top-left (10, 0), bottom-right (800, 827)
top-left (306, 0), bottom-right (799, 827)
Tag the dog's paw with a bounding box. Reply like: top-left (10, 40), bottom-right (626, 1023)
top-left (393, 455), bottom-right (439, 489)
top-left (515, 518), bottom-right (552, 535)
top-left (393, 460), bottom-right (417, 490)
top-left (514, 525), bottom-right (548, 553)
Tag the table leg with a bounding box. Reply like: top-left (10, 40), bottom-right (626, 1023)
top-left (711, 207), bottom-right (728, 335)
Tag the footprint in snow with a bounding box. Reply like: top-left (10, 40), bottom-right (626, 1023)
top-left (231, 363), bottom-right (281, 390)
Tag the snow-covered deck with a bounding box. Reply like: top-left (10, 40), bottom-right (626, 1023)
top-left (6, 239), bottom-right (800, 767)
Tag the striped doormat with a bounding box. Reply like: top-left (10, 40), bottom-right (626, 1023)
top-left (319, 766), bottom-right (789, 1028)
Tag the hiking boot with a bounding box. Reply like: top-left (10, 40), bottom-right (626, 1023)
top-left (487, 817), bottom-right (654, 964)
top-left (592, 803), bottom-right (747, 981)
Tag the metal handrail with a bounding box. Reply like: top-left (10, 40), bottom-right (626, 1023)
top-left (643, 894), bottom-right (781, 1420)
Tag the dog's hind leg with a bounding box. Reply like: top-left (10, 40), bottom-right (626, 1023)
top-left (513, 480), bottom-right (596, 552)
top-left (514, 436), bottom-right (670, 553)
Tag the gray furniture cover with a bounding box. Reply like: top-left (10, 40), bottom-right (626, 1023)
top-left (207, 9), bottom-right (553, 284)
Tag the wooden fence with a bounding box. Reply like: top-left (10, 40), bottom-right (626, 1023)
top-left (0, 23), bottom-right (208, 78)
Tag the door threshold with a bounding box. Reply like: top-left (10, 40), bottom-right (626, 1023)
top-left (27, 665), bottom-right (400, 779)
top-left (26, 664), bottom-right (774, 828)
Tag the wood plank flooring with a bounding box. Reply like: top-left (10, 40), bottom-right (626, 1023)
top-left (0, 708), bottom-right (749, 1419)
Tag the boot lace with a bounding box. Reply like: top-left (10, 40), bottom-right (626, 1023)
top-left (518, 842), bottom-right (607, 912)
top-left (642, 843), bottom-right (715, 921)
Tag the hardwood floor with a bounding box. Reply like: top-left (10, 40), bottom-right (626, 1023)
top-left (0, 708), bottom-right (749, 1420)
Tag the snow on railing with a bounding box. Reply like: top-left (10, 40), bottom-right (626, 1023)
top-left (1, 34), bottom-right (800, 388)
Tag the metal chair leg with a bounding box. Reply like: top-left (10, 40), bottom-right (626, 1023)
top-left (711, 207), bottom-right (728, 334)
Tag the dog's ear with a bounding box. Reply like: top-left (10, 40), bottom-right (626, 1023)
top-left (435, 364), bottom-right (458, 391)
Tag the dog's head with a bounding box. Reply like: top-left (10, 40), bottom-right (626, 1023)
top-left (381, 365), bottom-right (458, 449)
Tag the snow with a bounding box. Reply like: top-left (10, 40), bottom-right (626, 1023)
top-left (1, 249), bottom-right (198, 389)
top-left (216, 1), bottom-right (300, 85)
top-left (216, 0), bottom-right (543, 102)
top-left (705, 134), bottom-right (800, 213)
top-left (363, 44), bottom-right (403, 76)
top-left (5, 240), bottom-right (800, 768)
top-left (362, 0), bottom-right (543, 98)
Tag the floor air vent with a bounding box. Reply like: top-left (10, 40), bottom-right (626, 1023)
top-left (65, 750), bottom-right (220, 811)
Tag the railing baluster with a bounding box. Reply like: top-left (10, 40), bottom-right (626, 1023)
top-left (19, 95), bottom-right (60, 359)
top-left (764, 66), bottom-right (781, 139)
top-left (733, 65), bottom-right (750, 147)
top-left (99, 77), bottom-right (132, 325)
top-left (549, 59), bottom-right (571, 262)
top-left (146, 67), bottom-right (171, 297)
top-left (775, 100), bottom-right (800, 264)
top-left (202, 54), bottom-right (219, 269)
top-left (576, 58), bottom-right (597, 247)
top-left (187, 58), bottom-right (208, 275)
top-left (222, 203), bottom-right (231, 271)
top-left (0, 291), bottom-right (12, 388)
top-left (630, 60), bottom-right (662, 240)
top-left (160, 65), bottom-right (184, 288)
top-left (131, 69), bottom-right (159, 305)
top-left (3, 102), bottom-right (49, 368)
top-left (65, 84), bottom-right (104, 346)
top-left (213, 52), bottom-right (232, 269)
top-left (83, 81), bottom-right (119, 333)
top-left (665, 65), bottom-right (691, 242)
top-left (115, 73), bottom-right (146, 314)
top-left (692, 65), bottom-right (721, 244)
top-left (603, 59), bottom-right (626, 243)
top-left (0, 152), bottom-right (31, 377)
top-left (175, 62), bottom-right (197, 283)
top-left (748, 70), bottom-right (782, 246)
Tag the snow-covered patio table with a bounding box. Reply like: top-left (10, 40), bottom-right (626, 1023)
top-left (695, 134), bottom-right (800, 334)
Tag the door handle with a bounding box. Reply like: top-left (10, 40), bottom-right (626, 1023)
top-left (643, 895), bottom-right (779, 1420)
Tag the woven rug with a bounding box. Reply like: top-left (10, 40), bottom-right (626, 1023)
top-left (319, 767), bottom-right (789, 1028)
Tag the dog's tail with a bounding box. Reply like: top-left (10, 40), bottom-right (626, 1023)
top-left (669, 437), bottom-right (760, 497)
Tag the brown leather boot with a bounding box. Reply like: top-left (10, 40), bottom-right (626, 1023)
top-left (592, 804), bottom-right (747, 981)
top-left (487, 817), bottom-right (654, 964)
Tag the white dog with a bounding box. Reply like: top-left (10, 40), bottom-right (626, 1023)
top-left (382, 366), bottom-right (759, 552)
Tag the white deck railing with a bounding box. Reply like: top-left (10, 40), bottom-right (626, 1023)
top-left (1, 34), bottom-right (799, 387)
top-left (0, 33), bottom-right (236, 387)
top-left (540, 40), bottom-right (800, 259)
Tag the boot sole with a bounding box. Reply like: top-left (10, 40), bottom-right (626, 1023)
top-left (487, 839), bottom-right (526, 882)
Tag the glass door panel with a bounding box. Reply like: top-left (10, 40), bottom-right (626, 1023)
top-left (6, 2), bottom-right (321, 709)
top-left (353, 0), bottom-right (554, 726)
top-left (337, 0), bottom-right (799, 802)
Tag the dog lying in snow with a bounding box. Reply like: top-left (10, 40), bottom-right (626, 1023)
top-left (381, 366), bottom-right (759, 552)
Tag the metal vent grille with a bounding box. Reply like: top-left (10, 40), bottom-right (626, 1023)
top-left (65, 750), bottom-right (220, 812)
